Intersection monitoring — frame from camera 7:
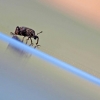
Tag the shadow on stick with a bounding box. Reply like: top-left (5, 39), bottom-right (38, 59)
top-left (7, 36), bottom-right (31, 57)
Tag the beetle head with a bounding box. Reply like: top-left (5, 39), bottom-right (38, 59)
top-left (15, 26), bottom-right (20, 35)
top-left (16, 26), bottom-right (19, 28)
top-left (34, 35), bottom-right (39, 40)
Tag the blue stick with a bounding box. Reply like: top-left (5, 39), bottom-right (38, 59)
top-left (0, 32), bottom-right (100, 86)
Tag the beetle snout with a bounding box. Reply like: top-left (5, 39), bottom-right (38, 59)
top-left (34, 35), bottom-right (38, 40)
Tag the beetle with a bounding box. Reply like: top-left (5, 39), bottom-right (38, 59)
top-left (10, 26), bottom-right (42, 46)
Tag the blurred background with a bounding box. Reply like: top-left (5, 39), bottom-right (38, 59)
top-left (0, 0), bottom-right (100, 100)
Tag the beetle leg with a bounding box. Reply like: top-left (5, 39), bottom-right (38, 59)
top-left (22, 36), bottom-right (25, 42)
top-left (30, 38), bottom-right (33, 46)
top-left (26, 37), bottom-right (29, 44)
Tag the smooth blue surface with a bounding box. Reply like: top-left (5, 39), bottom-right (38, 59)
top-left (0, 32), bottom-right (100, 86)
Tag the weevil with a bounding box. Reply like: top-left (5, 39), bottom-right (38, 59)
top-left (10, 26), bottom-right (43, 47)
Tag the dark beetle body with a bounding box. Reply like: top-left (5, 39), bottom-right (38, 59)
top-left (15, 26), bottom-right (35, 37)
top-left (11, 26), bottom-right (42, 46)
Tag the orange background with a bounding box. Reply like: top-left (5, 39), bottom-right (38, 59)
top-left (42, 0), bottom-right (100, 28)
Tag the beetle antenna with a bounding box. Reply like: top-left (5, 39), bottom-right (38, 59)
top-left (10, 32), bottom-right (15, 35)
top-left (37, 31), bottom-right (43, 35)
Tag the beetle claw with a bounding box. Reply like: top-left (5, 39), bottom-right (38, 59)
top-left (29, 43), bottom-right (33, 46)
top-left (36, 45), bottom-right (41, 47)
top-left (34, 45), bottom-right (41, 49)
top-left (34, 46), bottom-right (37, 49)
